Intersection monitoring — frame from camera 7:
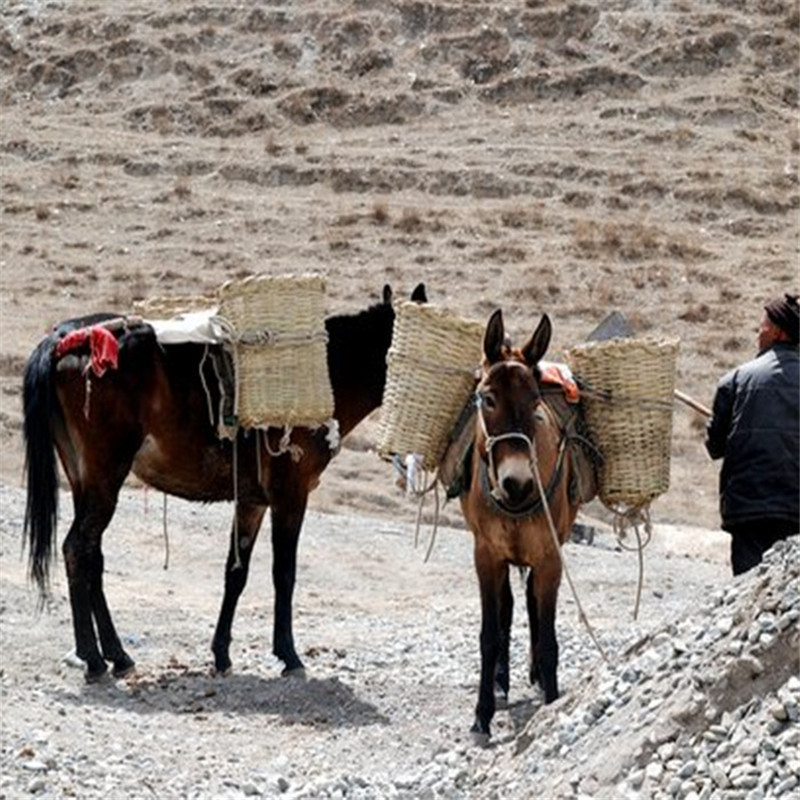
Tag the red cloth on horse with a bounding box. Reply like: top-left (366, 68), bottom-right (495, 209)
top-left (55, 325), bottom-right (119, 377)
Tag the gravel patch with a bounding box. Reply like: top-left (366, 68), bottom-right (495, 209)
top-left (1, 484), bottom-right (796, 799)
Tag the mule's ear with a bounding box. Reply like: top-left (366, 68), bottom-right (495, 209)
top-left (411, 282), bottom-right (427, 303)
top-left (521, 313), bottom-right (552, 367)
top-left (484, 309), bottom-right (505, 365)
top-left (382, 284), bottom-right (393, 305)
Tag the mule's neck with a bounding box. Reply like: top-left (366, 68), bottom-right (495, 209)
top-left (326, 303), bottom-right (394, 437)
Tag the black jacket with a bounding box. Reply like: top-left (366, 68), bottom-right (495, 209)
top-left (706, 342), bottom-right (799, 530)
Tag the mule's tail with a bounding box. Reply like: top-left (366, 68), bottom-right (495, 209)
top-left (23, 334), bottom-right (60, 597)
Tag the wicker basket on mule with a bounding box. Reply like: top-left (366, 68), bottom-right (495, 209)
top-left (377, 302), bottom-right (484, 474)
top-left (215, 273), bottom-right (334, 430)
top-left (565, 336), bottom-right (679, 514)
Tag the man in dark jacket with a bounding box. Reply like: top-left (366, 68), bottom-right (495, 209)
top-left (706, 293), bottom-right (800, 575)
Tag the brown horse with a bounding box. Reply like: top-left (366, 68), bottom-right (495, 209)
top-left (460, 309), bottom-right (580, 743)
top-left (23, 282), bottom-right (426, 682)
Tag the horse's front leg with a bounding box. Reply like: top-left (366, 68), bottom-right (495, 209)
top-left (527, 560), bottom-right (562, 703)
top-left (211, 502), bottom-right (266, 675)
top-left (472, 547), bottom-right (506, 744)
top-left (270, 492), bottom-right (309, 676)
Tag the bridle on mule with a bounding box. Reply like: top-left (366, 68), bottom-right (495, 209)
top-left (474, 362), bottom-right (567, 519)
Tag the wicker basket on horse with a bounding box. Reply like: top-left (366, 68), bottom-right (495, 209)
top-left (377, 301), bottom-right (484, 472)
top-left (216, 273), bottom-right (334, 429)
top-left (565, 336), bottom-right (679, 513)
top-left (133, 294), bottom-right (217, 320)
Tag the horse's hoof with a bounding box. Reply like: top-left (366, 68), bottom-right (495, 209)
top-left (282, 666), bottom-right (307, 680)
top-left (84, 663), bottom-right (109, 684)
top-left (214, 666), bottom-right (233, 678)
top-left (112, 655), bottom-right (136, 678)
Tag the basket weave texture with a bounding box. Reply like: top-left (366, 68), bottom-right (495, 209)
top-left (566, 336), bottom-right (679, 510)
top-left (133, 294), bottom-right (217, 319)
top-left (216, 274), bottom-right (334, 429)
top-left (377, 302), bottom-right (484, 471)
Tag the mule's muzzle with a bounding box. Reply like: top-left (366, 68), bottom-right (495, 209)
top-left (499, 475), bottom-right (535, 510)
top-left (492, 452), bottom-right (537, 510)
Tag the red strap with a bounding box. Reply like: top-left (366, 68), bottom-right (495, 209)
top-left (54, 325), bottom-right (119, 377)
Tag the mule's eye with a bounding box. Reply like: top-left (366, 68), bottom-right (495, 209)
top-left (481, 392), bottom-right (497, 411)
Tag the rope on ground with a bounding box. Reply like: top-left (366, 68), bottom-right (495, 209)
top-left (162, 493), bottom-right (169, 571)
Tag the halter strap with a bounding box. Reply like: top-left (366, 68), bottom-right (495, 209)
top-left (475, 386), bottom-right (567, 519)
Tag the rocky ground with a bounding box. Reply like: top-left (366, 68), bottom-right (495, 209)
top-left (1, 482), bottom-right (797, 799)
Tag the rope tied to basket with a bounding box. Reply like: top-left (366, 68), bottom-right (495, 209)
top-left (235, 329), bottom-right (329, 348)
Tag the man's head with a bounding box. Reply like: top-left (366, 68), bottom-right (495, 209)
top-left (759, 293), bottom-right (799, 351)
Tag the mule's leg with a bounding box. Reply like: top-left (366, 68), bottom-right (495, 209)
top-left (494, 570), bottom-right (513, 707)
top-left (270, 493), bottom-right (309, 676)
top-left (472, 548), bottom-right (506, 742)
top-left (526, 569), bottom-right (540, 687)
top-left (527, 562), bottom-right (562, 703)
top-left (211, 502), bottom-right (267, 675)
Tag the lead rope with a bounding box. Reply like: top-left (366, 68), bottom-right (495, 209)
top-left (162, 493), bottom-right (170, 570)
top-left (530, 437), bottom-right (608, 663)
top-left (612, 506), bottom-right (652, 621)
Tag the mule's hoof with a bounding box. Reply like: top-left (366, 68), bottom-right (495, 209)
top-left (470, 729), bottom-right (491, 748)
top-left (214, 666), bottom-right (233, 678)
top-left (282, 666), bottom-right (307, 680)
top-left (494, 690), bottom-right (509, 710)
top-left (470, 720), bottom-right (491, 748)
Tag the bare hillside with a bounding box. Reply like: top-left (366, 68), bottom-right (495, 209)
top-left (1, 0), bottom-right (798, 529)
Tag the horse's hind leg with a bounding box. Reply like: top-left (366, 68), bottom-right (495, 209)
top-left (90, 548), bottom-right (135, 678)
top-left (211, 502), bottom-right (266, 675)
top-left (526, 563), bottom-right (561, 703)
top-left (64, 492), bottom-right (132, 681)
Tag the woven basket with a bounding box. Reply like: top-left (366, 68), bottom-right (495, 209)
top-left (216, 273), bottom-right (334, 429)
top-left (133, 294), bottom-right (217, 320)
top-left (377, 302), bottom-right (484, 471)
top-left (566, 336), bottom-right (679, 511)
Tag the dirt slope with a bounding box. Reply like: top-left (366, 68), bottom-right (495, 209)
top-left (1, 0), bottom-right (798, 529)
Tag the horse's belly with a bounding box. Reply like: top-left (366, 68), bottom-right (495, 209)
top-left (132, 434), bottom-right (234, 501)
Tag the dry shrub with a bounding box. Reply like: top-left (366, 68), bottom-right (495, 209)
top-left (371, 199), bottom-right (389, 225)
top-left (573, 220), bottom-right (707, 261)
top-left (395, 209), bottom-right (422, 233)
top-left (35, 204), bottom-right (50, 221)
top-left (265, 134), bottom-right (283, 155)
top-left (679, 303), bottom-right (711, 323)
top-left (173, 176), bottom-right (191, 199)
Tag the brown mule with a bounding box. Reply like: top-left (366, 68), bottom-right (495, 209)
top-left (460, 309), bottom-right (580, 743)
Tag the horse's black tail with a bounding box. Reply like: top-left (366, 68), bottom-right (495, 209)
top-left (23, 333), bottom-right (60, 597)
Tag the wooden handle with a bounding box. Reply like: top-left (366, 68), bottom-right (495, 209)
top-left (674, 389), bottom-right (712, 418)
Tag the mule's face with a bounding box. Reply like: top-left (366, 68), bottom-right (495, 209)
top-left (476, 309), bottom-right (553, 512)
top-left (477, 360), bottom-right (542, 509)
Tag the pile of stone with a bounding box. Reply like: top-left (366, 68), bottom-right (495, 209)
top-left (479, 537), bottom-right (799, 799)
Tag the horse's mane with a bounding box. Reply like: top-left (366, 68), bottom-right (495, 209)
top-left (325, 299), bottom-right (394, 379)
